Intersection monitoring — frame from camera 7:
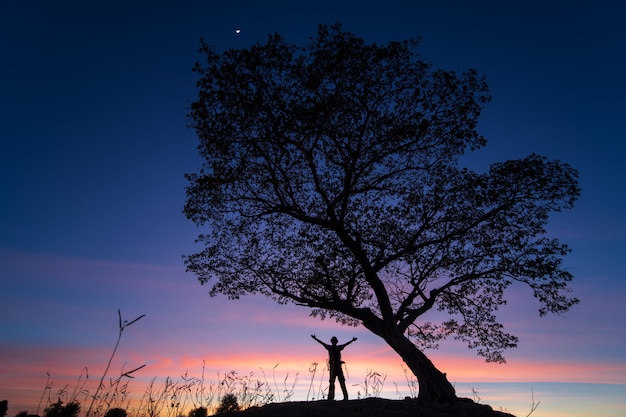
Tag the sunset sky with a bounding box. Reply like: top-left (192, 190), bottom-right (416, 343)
top-left (1, 1), bottom-right (625, 416)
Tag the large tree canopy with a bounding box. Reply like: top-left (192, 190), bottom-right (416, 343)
top-left (184, 24), bottom-right (580, 403)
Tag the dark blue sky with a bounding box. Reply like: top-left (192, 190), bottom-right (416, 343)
top-left (2, 1), bottom-right (625, 262)
top-left (1, 2), bottom-right (625, 416)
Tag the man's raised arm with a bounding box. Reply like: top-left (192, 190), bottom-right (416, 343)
top-left (339, 337), bottom-right (358, 348)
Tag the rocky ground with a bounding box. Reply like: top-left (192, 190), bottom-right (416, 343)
top-left (216, 397), bottom-right (516, 417)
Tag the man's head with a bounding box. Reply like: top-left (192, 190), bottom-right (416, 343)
top-left (331, 336), bottom-right (338, 345)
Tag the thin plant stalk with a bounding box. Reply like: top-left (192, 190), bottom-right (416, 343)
top-left (86, 309), bottom-right (145, 417)
top-left (306, 362), bottom-right (318, 401)
top-left (36, 372), bottom-right (53, 415)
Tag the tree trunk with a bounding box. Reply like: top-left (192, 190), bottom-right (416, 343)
top-left (381, 326), bottom-right (457, 403)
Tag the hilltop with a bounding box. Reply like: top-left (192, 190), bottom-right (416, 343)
top-left (217, 397), bottom-right (516, 417)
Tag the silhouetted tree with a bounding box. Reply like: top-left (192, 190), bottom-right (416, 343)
top-left (1, 400), bottom-right (7, 417)
top-left (43, 401), bottom-right (80, 417)
top-left (215, 394), bottom-right (239, 415)
top-left (185, 23), bottom-right (580, 403)
top-left (104, 408), bottom-right (126, 417)
top-left (14, 411), bottom-right (28, 417)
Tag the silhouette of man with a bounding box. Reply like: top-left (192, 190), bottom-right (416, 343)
top-left (311, 334), bottom-right (357, 401)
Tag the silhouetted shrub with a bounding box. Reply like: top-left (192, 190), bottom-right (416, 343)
top-left (104, 408), bottom-right (126, 417)
top-left (215, 394), bottom-right (239, 414)
top-left (14, 412), bottom-right (28, 417)
top-left (43, 401), bottom-right (80, 417)
top-left (188, 407), bottom-right (207, 417)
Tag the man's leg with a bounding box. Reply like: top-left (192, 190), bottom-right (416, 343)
top-left (338, 369), bottom-right (348, 400)
top-left (328, 368), bottom-right (336, 401)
